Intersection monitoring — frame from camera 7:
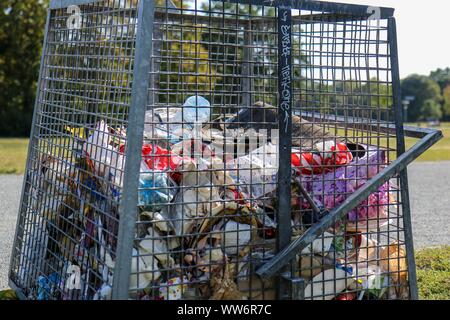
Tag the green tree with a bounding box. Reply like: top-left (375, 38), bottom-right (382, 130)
top-left (430, 67), bottom-right (450, 91)
top-left (198, 1), bottom-right (278, 108)
top-left (401, 74), bottom-right (442, 122)
top-left (443, 85), bottom-right (450, 120)
top-left (430, 68), bottom-right (450, 121)
top-left (420, 99), bottom-right (442, 121)
top-left (0, 0), bottom-right (48, 136)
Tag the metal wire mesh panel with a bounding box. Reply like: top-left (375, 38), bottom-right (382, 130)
top-left (130, 1), bottom-right (408, 300)
top-left (9, 0), bottom-right (141, 299)
top-left (290, 12), bottom-right (408, 300)
top-left (10, 0), bottom-right (442, 301)
top-left (135, 0), bottom-right (280, 300)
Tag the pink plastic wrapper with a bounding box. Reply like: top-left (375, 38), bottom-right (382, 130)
top-left (299, 147), bottom-right (393, 229)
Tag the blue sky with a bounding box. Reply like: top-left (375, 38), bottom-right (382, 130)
top-left (334, 0), bottom-right (450, 78)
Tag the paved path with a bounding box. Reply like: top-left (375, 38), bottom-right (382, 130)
top-left (1, 162), bottom-right (449, 290)
top-left (0, 175), bottom-right (23, 291)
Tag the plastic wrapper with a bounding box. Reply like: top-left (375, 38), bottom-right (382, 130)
top-left (143, 96), bottom-right (211, 144)
top-left (83, 121), bottom-right (125, 187)
top-left (158, 277), bottom-right (189, 300)
top-left (227, 143), bottom-right (278, 199)
top-left (129, 247), bottom-right (161, 291)
top-left (222, 221), bottom-right (252, 256)
top-left (140, 144), bottom-right (185, 173)
top-left (138, 159), bottom-right (177, 211)
top-left (292, 141), bottom-right (353, 175)
top-left (304, 268), bottom-right (355, 300)
top-left (300, 148), bottom-right (392, 230)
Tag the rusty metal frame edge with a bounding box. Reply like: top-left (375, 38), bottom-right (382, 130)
top-left (111, 0), bottom-right (155, 300)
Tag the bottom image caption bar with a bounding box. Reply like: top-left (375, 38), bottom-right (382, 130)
top-left (177, 304), bottom-right (272, 318)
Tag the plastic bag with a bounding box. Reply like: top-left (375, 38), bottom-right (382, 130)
top-left (300, 148), bottom-right (392, 230)
top-left (84, 121), bottom-right (125, 186)
top-left (227, 143), bottom-right (279, 199)
top-left (291, 141), bottom-right (353, 175)
top-left (143, 96), bottom-right (211, 144)
top-left (178, 95), bottom-right (211, 124)
top-left (138, 162), bottom-right (177, 211)
top-left (141, 144), bottom-right (179, 171)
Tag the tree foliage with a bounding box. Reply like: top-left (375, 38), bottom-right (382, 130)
top-left (0, 0), bottom-right (48, 136)
top-left (430, 67), bottom-right (450, 91)
top-left (401, 74), bottom-right (442, 122)
top-left (420, 99), bottom-right (442, 121)
top-left (430, 68), bottom-right (450, 121)
top-left (0, 0), bottom-right (448, 138)
top-left (443, 85), bottom-right (450, 120)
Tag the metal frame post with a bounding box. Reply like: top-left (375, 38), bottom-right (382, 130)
top-left (111, 0), bottom-right (155, 300)
top-left (242, 26), bottom-right (253, 108)
top-left (276, 6), bottom-right (293, 300)
top-left (388, 17), bottom-right (419, 300)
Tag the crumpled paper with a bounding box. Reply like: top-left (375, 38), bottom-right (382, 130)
top-left (210, 261), bottom-right (247, 300)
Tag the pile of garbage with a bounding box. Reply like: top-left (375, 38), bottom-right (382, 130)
top-left (25, 96), bottom-right (408, 300)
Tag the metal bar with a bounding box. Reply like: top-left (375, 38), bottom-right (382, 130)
top-left (299, 111), bottom-right (438, 139)
top-left (111, 0), bottom-right (155, 300)
top-left (223, 0), bottom-right (395, 18)
top-left (8, 279), bottom-right (28, 300)
top-left (149, 25), bottom-right (162, 107)
top-left (50, 0), bottom-right (103, 9)
top-left (281, 272), bottom-right (305, 300)
top-left (8, 8), bottom-right (52, 289)
top-left (388, 17), bottom-right (418, 300)
top-left (256, 129), bottom-right (443, 279)
top-left (276, 6), bottom-right (293, 299)
top-left (153, 11), bottom-right (382, 27)
top-left (242, 27), bottom-right (253, 108)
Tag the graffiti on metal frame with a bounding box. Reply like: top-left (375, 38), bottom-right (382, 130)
top-left (279, 10), bottom-right (291, 134)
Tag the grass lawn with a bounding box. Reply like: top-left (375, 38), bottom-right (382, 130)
top-left (0, 138), bottom-right (28, 174)
top-left (405, 123), bottom-right (450, 162)
top-left (416, 246), bottom-right (450, 300)
top-left (0, 123), bottom-right (448, 175)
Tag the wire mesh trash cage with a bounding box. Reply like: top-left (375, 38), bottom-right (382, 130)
top-left (9, 0), bottom-right (442, 300)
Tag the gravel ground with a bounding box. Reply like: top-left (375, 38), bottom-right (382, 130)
top-left (1, 162), bottom-right (449, 290)
top-left (408, 161), bottom-right (450, 249)
top-left (0, 175), bottom-right (23, 291)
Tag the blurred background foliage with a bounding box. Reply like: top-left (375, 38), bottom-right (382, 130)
top-left (0, 0), bottom-right (48, 136)
top-left (0, 0), bottom-right (449, 137)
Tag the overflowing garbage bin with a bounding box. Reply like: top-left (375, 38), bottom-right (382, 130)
top-left (9, 0), bottom-right (442, 300)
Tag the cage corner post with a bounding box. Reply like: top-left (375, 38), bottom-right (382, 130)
top-left (111, 0), bottom-right (155, 300)
top-left (388, 16), bottom-right (419, 300)
top-left (276, 5), bottom-right (294, 300)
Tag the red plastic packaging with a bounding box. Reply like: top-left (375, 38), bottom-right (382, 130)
top-left (292, 142), bottom-right (353, 175)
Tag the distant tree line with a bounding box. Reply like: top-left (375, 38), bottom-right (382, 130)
top-left (0, 0), bottom-right (448, 137)
top-left (401, 68), bottom-right (450, 122)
